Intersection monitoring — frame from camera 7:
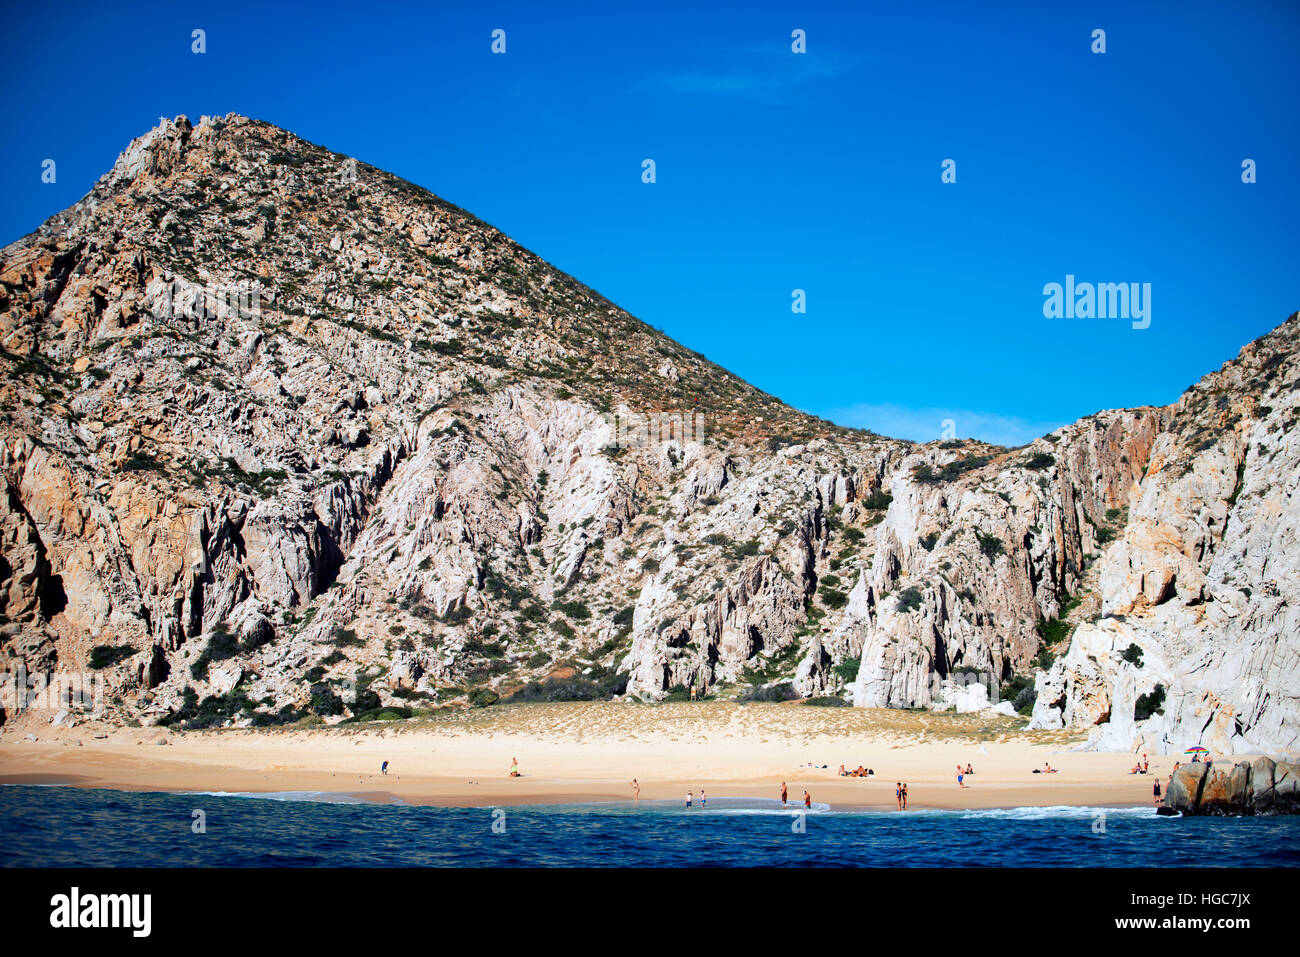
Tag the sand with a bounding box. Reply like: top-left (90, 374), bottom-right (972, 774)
top-left (0, 701), bottom-right (1178, 811)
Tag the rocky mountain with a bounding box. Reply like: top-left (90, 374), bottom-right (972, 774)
top-left (0, 114), bottom-right (1295, 753)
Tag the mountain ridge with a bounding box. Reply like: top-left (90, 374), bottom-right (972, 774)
top-left (1, 114), bottom-right (1296, 754)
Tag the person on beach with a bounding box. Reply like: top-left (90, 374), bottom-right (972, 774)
top-left (700, 790), bottom-right (707, 807)
top-left (1153, 778), bottom-right (1162, 806)
top-left (896, 782), bottom-right (903, 810)
top-left (509, 757), bottom-right (520, 777)
top-left (803, 790), bottom-right (811, 809)
top-left (901, 783), bottom-right (908, 809)
top-left (781, 782), bottom-right (788, 805)
top-left (957, 768), bottom-right (966, 788)
top-left (632, 779), bottom-right (640, 801)
top-left (381, 760), bottom-right (388, 775)
top-left (686, 790), bottom-right (693, 807)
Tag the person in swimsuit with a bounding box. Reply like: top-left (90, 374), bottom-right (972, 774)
top-left (381, 761), bottom-right (388, 775)
top-left (901, 783), bottom-right (908, 809)
top-left (509, 757), bottom-right (520, 777)
top-left (957, 769), bottom-right (966, 788)
top-left (896, 783), bottom-right (903, 810)
top-left (781, 782), bottom-right (788, 805)
top-left (685, 790), bottom-right (693, 807)
top-left (803, 790), bottom-right (811, 809)
top-left (631, 778), bottom-right (640, 801)
top-left (700, 790), bottom-right (706, 807)
top-left (1153, 778), bottom-right (1162, 805)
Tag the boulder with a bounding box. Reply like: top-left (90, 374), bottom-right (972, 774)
top-left (1161, 758), bottom-right (1300, 816)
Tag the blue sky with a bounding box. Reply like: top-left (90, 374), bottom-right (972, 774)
top-left (2, 0), bottom-right (1297, 445)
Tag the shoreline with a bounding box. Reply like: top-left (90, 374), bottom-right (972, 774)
top-left (0, 702), bottom-right (1188, 813)
top-left (0, 776), bottom-right (1154, 815)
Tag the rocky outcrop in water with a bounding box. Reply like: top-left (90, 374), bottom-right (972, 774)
top-left (1158, 757), bottom-right (1300, 816)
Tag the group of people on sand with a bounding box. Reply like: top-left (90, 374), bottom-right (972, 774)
top-left (504, 748), bottom-right (1183, 813)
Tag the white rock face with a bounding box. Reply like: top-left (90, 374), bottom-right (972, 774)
top-left (0, 114), bottom-right (1295, 746)
top-left (1029, 324), bottom-right (1300, 754)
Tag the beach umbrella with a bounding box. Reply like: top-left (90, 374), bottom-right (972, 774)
top-left (1185, 746), bottom-right (1209, 754)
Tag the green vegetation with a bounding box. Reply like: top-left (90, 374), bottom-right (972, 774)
top-left (468, 688), bottom-right (501, 708)
top-left (1035, 615), bottom-right (1072, 646)
top-left (1134, 683), bottom-right (1166, 721)
top-left (552, 599), bottom-right (592, 620)
top-left (738, 682), bottom-right (795, 703)
top-left (189, 626), bottom-right (240, 680)
top-left (861, 490), bottom-right (892, 510)
top-left (120, 451), bottom-right (165, 472)
top-left (999, 674), bottom-right (1037, 715)
top-left (833, 657), bottom-right (860, 683)
top-left (975, 531), bottom-right (1004, 561)
top-left (896, 586), bottom-right (924, 613)
top-left (88, 645), bottom-right (135, 670)
top-left (912, 455), bottom-right (990, 484)
top-left (507, 664), bottom-right (628, 702)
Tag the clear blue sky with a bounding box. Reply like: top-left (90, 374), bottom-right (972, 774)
top-left (2, 0), bottom-right (1297, 444)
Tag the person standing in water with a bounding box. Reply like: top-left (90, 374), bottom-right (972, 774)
top-left (685, 790), bottom-right (693, 807)
top-left (631, 779), bottom-right (640, 801)
top-left (780, 782), bottom-right (788, 806)
top-left (700, 790), bottom-right (706, 807)
top-left (803, 790), bottom-right (811, 809)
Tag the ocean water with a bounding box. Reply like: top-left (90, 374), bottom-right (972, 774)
top-left (2, 784), bottom-right (1298, 867)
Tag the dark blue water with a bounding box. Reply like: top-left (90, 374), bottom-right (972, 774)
top-left (3, 785), bottom-right (1298, 867)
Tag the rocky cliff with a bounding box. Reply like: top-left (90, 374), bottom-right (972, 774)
top-left (0, 115), bottom-right (1296, 751)
top-left (1028, 318), bottom-right (1300, 756)
top-left (1159, 757), bottom-right (1300, 816)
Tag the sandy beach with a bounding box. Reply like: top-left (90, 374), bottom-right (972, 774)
top-left (0, 702), bottom-right (1182, 811)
